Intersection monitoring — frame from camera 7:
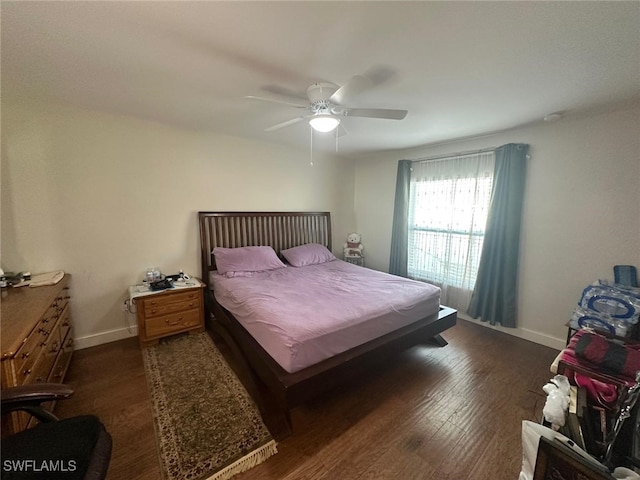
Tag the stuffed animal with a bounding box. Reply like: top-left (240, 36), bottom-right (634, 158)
top-left (344, 232), bottom-right (364, 258)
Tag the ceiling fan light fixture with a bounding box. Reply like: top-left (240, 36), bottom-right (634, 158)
top-left (309, 115), bottom-right (340, 133)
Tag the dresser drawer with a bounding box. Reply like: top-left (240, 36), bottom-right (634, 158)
top-left (49, 331), bottom-right (74, 383)
top-left (53, 286), bottom-right (71, 314)
top-left (145, 309), bottom-right (201, 338)
top-left (142, 290), bottom-right (201, 318)
top-left (13, 328), bottom-right (46, 379)
top-left (23, 330), bottom-right (62, 385)
top-left (57, 305), bottom-right (72, 343)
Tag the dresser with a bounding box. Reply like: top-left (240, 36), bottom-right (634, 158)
top-left (1, 274), bottom-right (74, 435)
top-left (131, 280), bottom-right (205, 347)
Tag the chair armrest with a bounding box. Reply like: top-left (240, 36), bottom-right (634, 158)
top-left (1, 383), bottom-right (74, 407)
top-left (2, 383), bottom-right (74, 422)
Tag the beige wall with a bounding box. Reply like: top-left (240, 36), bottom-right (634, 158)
top-left (4, 98), bottom-right (638, 352)
top-left (1, 99), bottom-right (355, 347)
top-left (354, 105), bottom-right (640, 349)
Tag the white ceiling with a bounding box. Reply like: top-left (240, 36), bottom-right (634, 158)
top-left (2, 1), bottom-right (639, 158)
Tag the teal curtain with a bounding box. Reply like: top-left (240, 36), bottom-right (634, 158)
top-left (467, 143), bottom-right (529, 327)
top-left (389, 160), bottom-right (412, 276)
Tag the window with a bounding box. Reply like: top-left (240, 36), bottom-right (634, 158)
top-left (407, 151), bottom-right (494, 308)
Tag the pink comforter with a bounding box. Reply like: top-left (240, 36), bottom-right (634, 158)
top-left (212, 260), bottom-right (441, 373)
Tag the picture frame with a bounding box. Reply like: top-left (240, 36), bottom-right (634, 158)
top-left (533, 437), bottom-right (614, 480)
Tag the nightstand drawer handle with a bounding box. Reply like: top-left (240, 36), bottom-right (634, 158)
top-left (165, 317), bottom-right (182, 326)
top-left (23, 369), bottom-right (32, 376)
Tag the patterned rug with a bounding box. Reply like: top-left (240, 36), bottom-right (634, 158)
top-left (142, 332), bottom-right (277, 480)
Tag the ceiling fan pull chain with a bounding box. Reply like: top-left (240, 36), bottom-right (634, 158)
top-left (309, 126), bottom-right (314, 166)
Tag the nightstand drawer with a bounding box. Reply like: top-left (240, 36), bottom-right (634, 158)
top-left (142, 291), bottom-right (201, 318)
top-left (145, 309), bottom-right (201, 338)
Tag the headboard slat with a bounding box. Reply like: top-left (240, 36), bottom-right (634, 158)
top-left (198, 211), bottom-right (332, 286)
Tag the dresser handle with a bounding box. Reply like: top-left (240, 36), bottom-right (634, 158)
top-left (20, 352), bottom-right (30, 359)
top-left (165, 318), bottom-right (182, 326)
top-left (50, 341), bottom-right (60, 353)
top-left (41, 318), bottom-right (49, 324)
top-left (23, 369), bottom-right (32, 376)
top-left (189, 302), bottom-right (195, 307)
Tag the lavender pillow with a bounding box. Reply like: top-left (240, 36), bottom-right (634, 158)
top-left (213, 246), bottom-right (285, 275)
top-left (281, 243), bottom-right (336, 267)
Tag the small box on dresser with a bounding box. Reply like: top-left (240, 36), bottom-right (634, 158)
top-left (1, 274), bottom-right (74, 436)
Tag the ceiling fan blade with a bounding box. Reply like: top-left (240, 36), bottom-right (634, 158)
top-left (261, 85), bottom-right (308, 101)
top-left (329, 75), bottom-right (373, 105)
top-left (264, 116), bottom-right (307, 132)
top-left (329, 66), bottom-right (397, 105)
top-left (244, 95), bottom-right (307, 108)
top-left (361, 65), bottom-right (396, 86)
top-left (343, 108), bottom-right (408, 120)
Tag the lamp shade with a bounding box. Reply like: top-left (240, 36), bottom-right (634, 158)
top-left (309, 115), bottom-right (340, 133)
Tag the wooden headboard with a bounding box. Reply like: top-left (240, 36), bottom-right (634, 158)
top-left (198, 211), bottom-right (332, 286)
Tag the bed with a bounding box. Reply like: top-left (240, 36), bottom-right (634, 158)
top-left (198, 211), bottom-right (457, 430)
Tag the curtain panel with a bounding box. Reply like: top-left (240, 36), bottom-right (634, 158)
top-left (467, 143), bottom-right (529, 327)
top-left (389, 160), bottom-right (412, 276)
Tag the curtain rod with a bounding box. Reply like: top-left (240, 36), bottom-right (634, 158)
top-left (409, 146), bottom-right (496, 164)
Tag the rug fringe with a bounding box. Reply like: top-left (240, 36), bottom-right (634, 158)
top-left (206, 440), bottom-right (278, 480)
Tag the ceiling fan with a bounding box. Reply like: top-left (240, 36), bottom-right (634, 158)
top-left (246, 69), bottom-right (408, 134)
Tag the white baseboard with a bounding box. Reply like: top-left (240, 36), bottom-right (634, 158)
top-left (458, 312), bottom-right (565, 351)
top-left (74, 326), bottom-right (138, 350)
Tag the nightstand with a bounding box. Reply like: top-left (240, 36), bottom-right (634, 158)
top-left (130, 280), bottom-right (205, 347)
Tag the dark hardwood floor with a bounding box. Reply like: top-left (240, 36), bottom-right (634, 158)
top-left (55, 319), bottom-right (559, 480)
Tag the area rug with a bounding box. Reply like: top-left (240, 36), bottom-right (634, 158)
top-left (142, 332), bottom-right (277, 480)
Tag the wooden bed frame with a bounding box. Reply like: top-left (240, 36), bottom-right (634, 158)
top-left (198, 211), bottom-right (457, 430)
